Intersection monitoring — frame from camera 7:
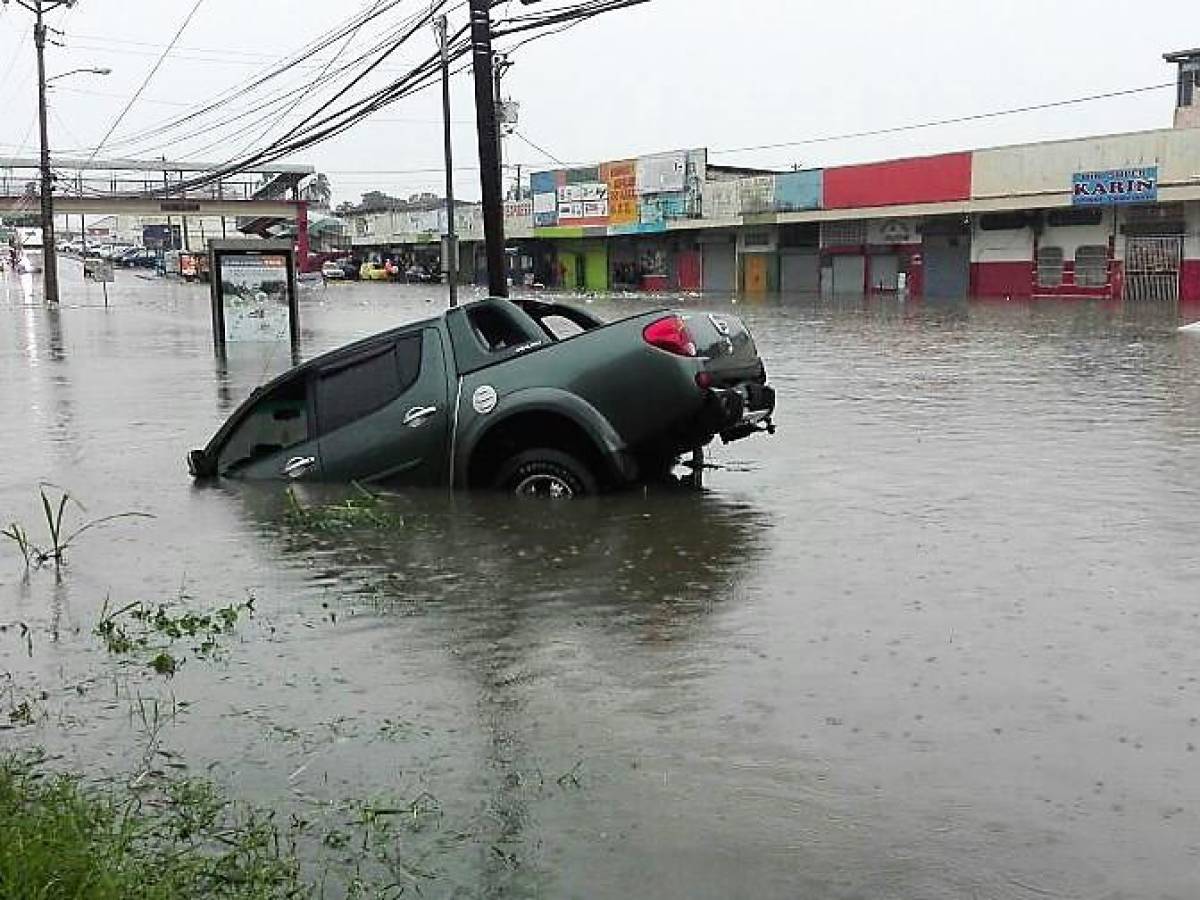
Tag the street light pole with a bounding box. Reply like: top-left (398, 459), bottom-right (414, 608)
top-left (34, 0), bottom-right (60, 304)
top-left (435, 14), bottom-right (458, 307)
top-left (468, 0), bottom-right (507, 298)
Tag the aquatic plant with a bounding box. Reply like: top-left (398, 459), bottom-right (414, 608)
top-left (95, 592), bottom-right (256, 676)
top-left (1, 486), bottom-right (153, 569)
top-left (284, 483), bottom-right (404, 531)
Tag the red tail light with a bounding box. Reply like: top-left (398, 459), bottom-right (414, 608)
top-left (643, 315), bottom-right (697, 357)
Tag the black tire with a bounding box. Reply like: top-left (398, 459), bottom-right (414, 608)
top-left (494, 448), bottom-right (597, 499)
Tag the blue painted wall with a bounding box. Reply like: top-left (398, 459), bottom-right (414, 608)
top-left (773, 170), bottom-right (823, 212)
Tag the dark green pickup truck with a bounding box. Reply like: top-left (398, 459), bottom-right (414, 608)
top-left (188, 297), bottom-right (775, 497)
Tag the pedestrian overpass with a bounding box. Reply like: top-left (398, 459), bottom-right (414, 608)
top-left (0, 156), bottom-right (317, 255)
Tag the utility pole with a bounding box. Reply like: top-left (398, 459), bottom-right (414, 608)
top-left (32, 0), bottom-right (64, 302)
top-left (435, 14), bottom-right (458, 306)
top-left (4, 0), bottom-right (87, 303)
top-left (468, 0), bottom-right (507, 297)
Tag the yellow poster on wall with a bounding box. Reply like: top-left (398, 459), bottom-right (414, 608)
top-left (604, 160), bottom-right (638, 226)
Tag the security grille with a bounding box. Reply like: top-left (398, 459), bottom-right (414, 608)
top-left (821, 220), bottom-right (867, 247)
top-left (1037, 246), bottom-right (1064, 287)
top-left (1124, 236), bottom-right (1182, 302)
top-left (1074, 245), bottom-right (1109, 288)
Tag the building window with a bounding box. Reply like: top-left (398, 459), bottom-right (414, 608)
top-left (1046, 208), bottom-right (1103, 228)
top-left (1074, 246), bottom-right (1109, 287)
top-left (1037, 246), bottom-right (1064, 287)
top-left (980, 212), bottom-right (1031, 231)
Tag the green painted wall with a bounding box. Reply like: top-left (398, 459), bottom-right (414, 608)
top-left (584, 244), bottom-right (609, 291)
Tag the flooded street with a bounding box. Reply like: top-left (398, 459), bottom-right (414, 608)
top-left (3, 263), bottom-right (1200, 898)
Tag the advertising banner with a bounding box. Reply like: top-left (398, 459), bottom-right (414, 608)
top-left (636, 151), bottom-right (688, 195)
top-left (219, 255), bottom-right (291, 342)
top-left (142, 224), bottom-right (181, 250)
top-left (83, 258), bottom-right (114, 282)
top-left (556, 182), bottom-right (608, 225)
top-left (604, 160), bottom-right (638, 226)
top-left (1072, 166), bottom-right (1158, 206)
top-left (208, 240), bottom-right (299, 355)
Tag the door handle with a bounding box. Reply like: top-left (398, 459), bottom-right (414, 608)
top-left (283, 455), bottom-right (316, 479)
top-left (403, 405), bottom-right (438, 427)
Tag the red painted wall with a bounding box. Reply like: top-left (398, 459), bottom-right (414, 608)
top-left (1181, 260), bottom-right (1200, 302)
top-left (973, 262), bottom-right (1033, 298)
top-left (824, 153), bottom-right (973, 209)
top-left (677, 250), bottom-right (702, 291)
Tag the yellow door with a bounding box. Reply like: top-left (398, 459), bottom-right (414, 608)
top-left (744, 254), bottom-right (768, 293)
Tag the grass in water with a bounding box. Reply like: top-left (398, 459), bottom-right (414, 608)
top-left (284, 484), bottom-right (403, 531)
top-left (2, 486), bottom-right (153, 569)
top-left (0, 752), bottom-right (306, 900)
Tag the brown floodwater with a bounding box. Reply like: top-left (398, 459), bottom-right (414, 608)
top-left (3, 262), bottom-right (1200, 898)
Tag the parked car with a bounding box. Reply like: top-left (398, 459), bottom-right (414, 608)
top-left (359, 261), bottom-right (391, 281)
top-left (188, 297), bottom-right (775, 496)
top-left (321, 260), bottom-right (346, 280)
top-left (117, 249), bottom-right (158, 268)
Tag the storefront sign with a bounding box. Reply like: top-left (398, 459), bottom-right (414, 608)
top-left (1072, 166), bottom-right (1158, 206)
top-left (867, 218), bottom-right (921, 245)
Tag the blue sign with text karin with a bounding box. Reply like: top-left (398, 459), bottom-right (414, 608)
top-left (1072, 166), bottom-right (1158, 206)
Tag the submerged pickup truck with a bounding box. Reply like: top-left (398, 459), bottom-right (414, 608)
top-left (188, 297), bottom-right (775, 497)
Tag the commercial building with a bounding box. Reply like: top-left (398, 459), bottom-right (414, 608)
top-left (342, 49), bottom-right (1200, 301)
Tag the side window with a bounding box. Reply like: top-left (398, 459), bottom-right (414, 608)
top-left (316, 334), bottom-right (422, 435)
top-left (1074, 245), bottom-right (1108, 287)
top-left (1037, 246), bottom-right (1064, 287)
top-left (218, 377), bottom-right (309, 472)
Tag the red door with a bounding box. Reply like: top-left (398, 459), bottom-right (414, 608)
top-left (677, 250), bottom-right (702, 291)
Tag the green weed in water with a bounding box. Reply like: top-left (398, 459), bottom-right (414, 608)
top-left (95, 593), bottom-right (256, 676)
top-left (2, 486), bottom-right (153, 569)
top-left (284, 483), bottom-right (404, 531)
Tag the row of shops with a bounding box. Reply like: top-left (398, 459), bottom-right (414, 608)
top-left (344, 48), bottom-right (1200, 303)
top-left (504, 201), bottom-right (1200, 303)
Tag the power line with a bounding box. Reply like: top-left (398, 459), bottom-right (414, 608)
top-left (511, 129), bottom-right (564, 164)
top-left (709, 82), bottom-right (1177, 157)
top-left (123, 5), bottom-right (467, 196)
top-left (83, 0), bottom-right (208, 170)
top-left (77, 0), bottom-right (445, 160)
top-left (217, 0), bottom-right (392, 163)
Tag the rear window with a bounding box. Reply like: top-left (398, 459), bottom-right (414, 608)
top-left (468, 305), bottom-right (538, 352)
top-left (316, 334), bottom-right (421, 435)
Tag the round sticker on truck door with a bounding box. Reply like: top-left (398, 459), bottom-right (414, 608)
top-left (472, 385), bottom-right (498, 415)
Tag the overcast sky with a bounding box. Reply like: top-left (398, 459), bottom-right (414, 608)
top-left (0, 0), bottom-right (1193, 205)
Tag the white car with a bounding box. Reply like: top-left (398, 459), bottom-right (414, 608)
top-left (321, 261), bottom-right (346, 280)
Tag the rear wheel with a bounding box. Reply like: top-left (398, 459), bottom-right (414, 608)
top-left (495, 448), bottom-right (597, 499)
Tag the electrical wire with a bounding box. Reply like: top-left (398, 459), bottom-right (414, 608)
top-left (82, 0), bottom-right (208, 171)
top-left (77, 0), bottom-right (451, 161)
top-left (70, 0), bottom-right (426, 157)
top-left (708, 83), bottom-right (1178, 157)
top-left (214, 0), bottom-right (394, 163)
top-left (511, 130), bottom-right (564, 165)
top-left (139, 10), bottom-right (470, 196)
